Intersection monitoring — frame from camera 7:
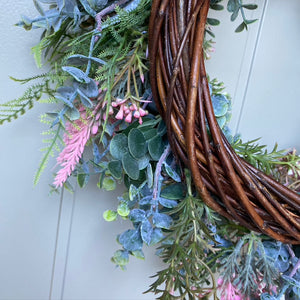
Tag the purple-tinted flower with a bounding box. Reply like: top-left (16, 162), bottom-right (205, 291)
top-left (218, 277), bottom-right (247, 300)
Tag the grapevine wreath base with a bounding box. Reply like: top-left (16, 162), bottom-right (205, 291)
top-left (149, 0), bottom-right (300, 244)
top-left (2, 0), bottom-right (300, 299)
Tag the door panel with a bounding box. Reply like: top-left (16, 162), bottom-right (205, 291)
top-left (0, 1), bottom-right (299, 299)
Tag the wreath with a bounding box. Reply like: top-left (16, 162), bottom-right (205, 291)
top-left (1, 0), bottom-right (300, 299)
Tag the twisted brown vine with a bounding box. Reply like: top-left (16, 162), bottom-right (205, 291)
top-left (148, 0), bottom-right (300, 244)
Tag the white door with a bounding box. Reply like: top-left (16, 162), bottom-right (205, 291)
top-left (0, 0), bottom-right (299, 299)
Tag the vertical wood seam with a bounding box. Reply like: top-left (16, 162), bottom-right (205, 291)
top-left (234, 0), bottom-right (269, 134)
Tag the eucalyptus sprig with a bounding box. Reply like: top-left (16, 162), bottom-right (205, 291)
top-left (227, 0), bottom-right (258, 32)
top-left (145, 170), bottom-right (223, 299)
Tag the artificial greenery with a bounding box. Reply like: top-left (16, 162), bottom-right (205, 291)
top-left (2, 0), bottom-right (300, 299)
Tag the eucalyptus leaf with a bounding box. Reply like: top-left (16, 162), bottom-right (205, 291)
top-left (78, 0), bottom-right (97, 16)
top-left (66, 107), bottom-right (80, 120)
top-left (77, 173), bottom-right (89, 188)
top-left (119, 229), bottom-right (143, 251)
top-left (131, 249), bottom-right (145, 260)
top-left (139, 196), bottom-right (153, 206)
top-left (128, 128), bottom-right (147, 159)
top-left (67, 54), bottom-right (106, 66)
top-left (148, 135), bottom-right (164, 161)
top-left (77, 88), bottom-right (94, 108)
top-left (235, 22), bottom-right (246, 33)
top-left (161, 183), bottom-right (185, 200)
top-left (231, 10), bottom-right (239, 22)
top-left (33, 0), bottom-right (45, 16)
top-left (153, 213), bottom-right (173, 229)
top-left (117, 201), bottom-right (130, 217)
top-left (55, 95), bottom-right (74, 108)
top-left (111, 250), bottom-right (129, 266)
top-left (150, 228), bottom-right (164, 245)
top-left (129, 209), bottom-right (146, 223)
top-left (122, 153), bottom-right (140, 180)
top-left (110, 134), bottom-right (128, 160)
top-left (108, 160), bottom-right (122, 180)
top-left (76, 80), bottom-right (99, 98)
top-left (157, 119), bottom-right (167, 136)
top-left (211, 94), bottom-right (229, 117)
top-left (146, 164), bottom-right (153, 188)
top-left (163, 162), bottom-right (181, 182)
top-left (158, 197), bottom-right (178, 208)
top-left (102, 177), bottom-right (116, 191)
top-left (210, 4), bottom-right (223, 10)
top-left (141, 219), bottom-right (153, 245)
top-left (141, 128), bottom-right (157, 140)
top-left (62, 66), bottom-right (91, 83)
top-left (103, 210), bottom-right (117, 222)
top-left (227, 0), bottom-right (239, 12)
top-left (242, 4), bottom-right (258, 10)
top-left (216, 115), bottom-right (227, 129)
top-left (207, 18), bottom-right (220, 26)
top-left (129, 184), bottom-right (139, 201)
top-left (136, 155), bottom-right (150, 170)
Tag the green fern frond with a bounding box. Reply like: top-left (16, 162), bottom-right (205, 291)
top-left (31, 38), bottom-right (49, 68)
top-left (0, 83), bottom-right (53, 124)
top-left (34, 123), bottom-right (64, 185)
top-left (9, 73), bottom-right (50, 84)
top-left (97, 47), bottom-right (118, 59)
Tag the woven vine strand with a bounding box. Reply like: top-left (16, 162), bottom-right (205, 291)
top-left (149, 0), bottom-right (300, 244)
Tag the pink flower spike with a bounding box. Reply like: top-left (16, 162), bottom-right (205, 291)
top-left (125, 112), bottom-right (132, 123)
top-left (53, 116), bottom-right (91, 188)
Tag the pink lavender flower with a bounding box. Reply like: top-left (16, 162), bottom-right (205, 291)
top-left (217, 277), bottom-right (246, 300)
top-left (53, 106), bottom-right (97, 188)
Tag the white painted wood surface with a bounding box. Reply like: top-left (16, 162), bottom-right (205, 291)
top-left (0, 1), bottom-right (299, 299)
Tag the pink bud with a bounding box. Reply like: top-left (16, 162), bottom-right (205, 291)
top-left (95, 113), bottom-right (101, 121)
top-left (115, 107), bottom-right (124, 120)
top-left (140, 73), bottom-right (144, 84)
top-left (130, 103), bottom-right (138, 111)
top-left (133, 111), bottom-right (140, 118)
top-left (116, 98), bottom-right (127, 105)
top-left (125, 112), bottom-right (132, 123)
top-left (124, 106), bottom-right (130, 114)
top-left (109, 106), bottom-right (114, 115)
top-left (138, 117), bottom-right (143, 125)
top-left (111, 101), bottom-right (118, 107)
top-left (138, 108), bottom-right (147, 117)
top-left (91, 125), bottom-right (99, 135)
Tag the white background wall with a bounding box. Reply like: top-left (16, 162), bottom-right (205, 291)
top-left (0, 0), bottom-right (299, 299)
